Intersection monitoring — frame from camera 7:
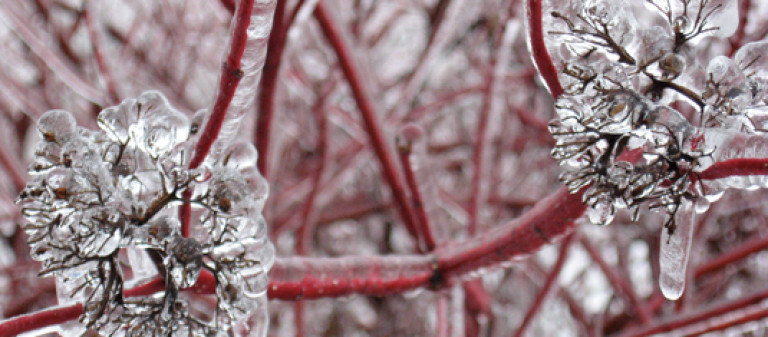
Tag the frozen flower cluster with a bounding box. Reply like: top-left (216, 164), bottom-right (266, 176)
top-left (546, 0), bottom-right (768, 229)
top-left (550, 89), bottom-right (705, 229)
top-left (18, 91), bottom-right (274, 336)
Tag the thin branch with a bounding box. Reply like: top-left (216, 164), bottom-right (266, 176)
top-left (181, 0), bottom-right (256, 237)
top-left (313, 2), bottom-right (422, 242)
top-left (188, 0), bottom-right (255, 169)
top-left (728, 0), bottom-right (751, 57)
top-left (694, 233), bottom-right (768, 278)
top-left (0, 1), bottom-right (107, 105)
top-left (82, 5), bottom-right (120, 104)
top-left (620, 287), bottom-right (768, 337)
top-left (525, 0), bottom-right (564, 99)
top-left (254, 0), bottom-right (289, 178)
top-left (296, 89), bottom-right (330, 255)
top-left (697, 158), bottom-right (768, 180)
top-left (512, 234), bottom-right (575, 337)
top-left (397, 130), bottom-right (438, 251)
top-left (0, 304), bottom-right (82, 337)
top-left (580, 237), bottom-right (652, 324)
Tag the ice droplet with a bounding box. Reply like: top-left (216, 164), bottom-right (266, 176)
top-left (223, 142), bottom-right (258, 169)
top-left (707, 56), bottom-right (745, 93)
top-left (659, 200), bottom-right (695, 300)
top-left (167, 236), bottom-right (203, 289)
top-left (735, 41), bottom-right (768, 79)
top-left (586, 200), bottom-right (615, 226)
top-left (38, 110), bottom-right (77, 142)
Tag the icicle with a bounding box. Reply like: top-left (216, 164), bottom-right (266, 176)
top-left (659, 199), bottom-right (695, 300)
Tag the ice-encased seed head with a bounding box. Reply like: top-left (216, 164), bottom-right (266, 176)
top-left (168, 236), bottom-right (203, 289)
top-left (658, 53), bottom-right (685, 80)
top-left (19, 91), bottom-right (274, 336)
top-left (38, 110), bottom-right (77, 142)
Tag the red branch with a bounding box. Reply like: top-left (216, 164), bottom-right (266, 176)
top-left (468, 80), bottom-right (493, 236)
top-left (397, 138), bottom-right (437, 251)
top-left (694, 234), bottom-right (768, 278)
top-left (697, 158), bottom-right (768, 180)
top-left (181, 0), bottom-right (255, 237)
top-left (512, 234), bottom-right (575, 337)
top-left (728, 0), bottom-right (751, 57)
top-left (313, 3), bottom-right (421, 241)
top-left (525, 0), bottom-right (564, 99)
top-left (580, 237), bottom-right (652, 324)
top-left (296, 93), bottom-right (329, 254)
top-left (436, 187), bottom-right (585, 279)
top-left (188, 0), bottom-right (254, 169)
top-left (254, 0), bottom-right (288, 178)
top-left (620, 287), bottom-right (768, 337)
top-left (0, 304), bottom-right (82, 337)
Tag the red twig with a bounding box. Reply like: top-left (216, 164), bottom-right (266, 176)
top-left (525, 0), bottom-right (564, 99)
top-left (512, 233), bottom-right (575, 337)
top-left (254, 0), bottom-right (288, 178)
top-left (188, 0), bottom-right (254, 169)
top-left (82, 6), bottom-right (120, 104)
top-left (181, 0), bottom-right (255, 237)
top-left (620, 287), bottom-right (768, 337)
top-left (313, 2), bottom-right (421, 242)
top-left (405, 84), bottom-right (485, 122)
top-left (580, 237), bottom-right (653, 324)
top-left (529, 259), bottom-right (596, 336)
top-left (397, 131), bottom-right (437, 251)
top-left (0, 1), bottom-right (107, 105)
top-left (267, 255), bottom-right (434, 300)
top-left (697, 158), bottom-right (768, 180)
top-left (694, 234), bottom-right (768, 278)
top-left (296, 89), bottom-right (330, 255)
top-left (435, 187), bottom-right (586, 279)
top-left (0, 303), bottom-right (82, 337)
top-left (728, 0), bottom-right (751, 57)
top-left (686, 305), bottom-right (768, 336)
top-left (468, 79), bottom-right (493, 236)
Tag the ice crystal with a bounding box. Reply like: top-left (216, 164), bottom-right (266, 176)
top-left (18, 91), bottom-right (274, 336)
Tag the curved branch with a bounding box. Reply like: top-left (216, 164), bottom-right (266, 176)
top-left (526, 0), bottom-right (564, 99)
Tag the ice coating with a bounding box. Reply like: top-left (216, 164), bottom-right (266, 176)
top-left (17, 91), bottom-right (274, 336)
top-left (37, 110), bottom-right (77, 142)
top-left (210, 0), bottom-right (277, 155)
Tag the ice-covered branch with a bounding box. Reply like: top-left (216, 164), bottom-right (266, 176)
top-left (313, 3), bottom-right (422, 242)
top-left (189, 0), bottom-right (276, 168)
top-left (525, 0), bottom-right (564, 99)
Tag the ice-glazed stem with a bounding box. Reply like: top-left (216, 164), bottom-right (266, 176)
top-left (0, 304), bottom-right (82, 337)
top-left (619, 287), bottom-right (768, 337)
top-left (313, 2), bottom-right (422, 241)
top-left (0, 2), bottom-right (108, 105)
top-left (182, 0), bottom-right (276, 236)
top-left (512, 234), bottom-right (575, 337)
top-left (659, 200), bottom-right (696, 300)
top-left (254, 0), bottom-right (288, 178)
top-left (189, 0), bottom-right (276, 168)
top-left (525, 0), bottom-right (564, 99)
